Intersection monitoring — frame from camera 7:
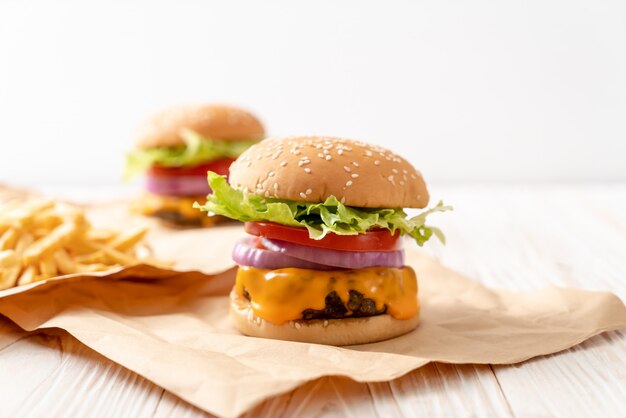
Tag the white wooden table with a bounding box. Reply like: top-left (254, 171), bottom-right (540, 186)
top-left (1, 184), bottom-right (624, 417)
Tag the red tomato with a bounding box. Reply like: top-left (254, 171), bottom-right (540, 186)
top-left (244, 222), bottom-right (400, 252)
top-left (149, 158), bottom-right (235, 177)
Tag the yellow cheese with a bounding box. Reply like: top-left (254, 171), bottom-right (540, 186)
top-left (134, 193), bottom-right (206, 219)
top-left (235, 266), bottom-right (419, 324)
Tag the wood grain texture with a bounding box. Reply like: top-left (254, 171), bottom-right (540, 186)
top-left (1, 184), bottom-right (625, 417)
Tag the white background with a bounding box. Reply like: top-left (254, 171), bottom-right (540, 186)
top-left (1, 0), bottom-right (624, 187)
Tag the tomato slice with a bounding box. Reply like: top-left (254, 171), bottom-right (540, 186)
top-left (149, 158), bottom-right (235, 177)
top-left (244, 222), bottom-right (400, 252)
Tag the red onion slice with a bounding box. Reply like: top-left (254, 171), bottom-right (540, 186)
top-left (146, 173), bottom-right (212, 197)
top-left (232, 238), bottom-right (335, 270)
top-left (262, 238), bottom-right (404, 269)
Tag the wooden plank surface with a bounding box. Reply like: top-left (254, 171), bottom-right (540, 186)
top-left (1, 184), bottom-right (625, 417)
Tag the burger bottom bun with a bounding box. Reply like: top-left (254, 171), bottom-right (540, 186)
top-left (229, 289), bottom-right (420, 346)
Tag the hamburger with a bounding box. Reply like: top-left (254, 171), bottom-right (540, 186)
top-left (126, 104), bottom-right (265, 227)
top-left (194, 136), bottom-right (450, 345)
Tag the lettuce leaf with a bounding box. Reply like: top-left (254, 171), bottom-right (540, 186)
top-left (194, 172), bottom-right (452, 246)
top-left (125, 129), bottom-right (258, 179)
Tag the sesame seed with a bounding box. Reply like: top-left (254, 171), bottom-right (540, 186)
top-left (298, 160), bottom-right (310, 166)
top-left (338, 149), bottom-right (344, 155)
top-left (323, 320), bottom-right (329, 327)
top-left (305, 188), bottom-right (312, 195)
top-left (343, 166), bottom-right (351, 172)
top-left (340, 197), bottom-right (346, 204)
top-left (325, 155), bottom-right (332, 161)
top-left (346, 180), bottom-right (353, 186)
top-left (374, 160), bottom-right (381, 165)
top-left (295, 322), bottom-right (302, 329)
top-left (387, 175), bottom-right (395, 183)
top-left (246, 161), bottom-right (251, 167)
top-left (280, 161), bottom-right (287, 167)
top-left (365, 150), bottom-right (373, 157)
top-left (274, 183), bottom-right (279, 190)
top-left (304, 168), bottom-right (312, 174)
top-left (351, 173), bottom-right (359, 178)
top-left (410, 174), bottom-right (417, 179)
top-left (352, 162), bottom-right (360, 167)
top-left (299, 192), bottom-right (307, 199)
top-left (318, 153), bottom-right (324, 158)
top-left (400, 180), bottom-right (406, 185)
top-left (403, 169), bottom-right (408, 174)
top-left (268, 171), bottom-right (275, 177)
top-left (392, 168), bottom-right (399, 174)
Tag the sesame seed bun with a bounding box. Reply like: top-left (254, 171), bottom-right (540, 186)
top-left (136, 104), bottom-right (265, 149)
top-left (229, 290), bottom-right (420, 346)
top-left (229, 136), bottom-right (429, 209)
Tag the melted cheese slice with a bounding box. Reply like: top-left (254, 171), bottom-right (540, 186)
top-left (235, 266), bottom-right (419, 324)
top-left (134, 193), bottom-right (206, 219)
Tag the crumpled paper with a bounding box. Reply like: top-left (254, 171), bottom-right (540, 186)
top-left (0, 193), bottom-right (625, 417)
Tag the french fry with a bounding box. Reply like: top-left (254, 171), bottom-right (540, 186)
top-left (0, 250), bottom-right (18, 268)
top-left (86, 228), bottom-right (118, 243)
top-left (0, 200), bottom-right (25, 234)
top-left (53, 249), bottom-right (78, 275)
top-left (0, 228), bottom-right (18, 250)
top-left (17, 265), bottom-right (38, 286)
top-left (74, 250), bottom-right (108, 264)
top-left (77, 263), bottom-right (119, 273)
top-left (0, 200), bottom-right (54, 230)
top-left (96, 244), bottom-right (139, 266)
top-left (65, 237), bottom-right (100, 255)
top-left (109, 227), bottom-right (148, 251)
top-left (22, 221), bottom-right (79, 265)
top-left (15, 232), bottom-right (35, 253)
top-left (0, 272), bottom-right (12, 290)
top-left (0, 266), bottom-right (20, 290)
top-left (32, 208), bottom-right (63, 229)
top-left (39, 257), bottom-right (58, 277)
top-left (0, 198), bottom-right (163, 290)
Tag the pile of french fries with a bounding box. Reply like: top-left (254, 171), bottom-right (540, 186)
top-left (0, 199), bottom-right (161, 290)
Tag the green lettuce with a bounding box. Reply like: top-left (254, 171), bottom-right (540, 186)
top-left (194, 172), bottom-right (452, 246)
top-left (125, 129), bottom-right (258, 179)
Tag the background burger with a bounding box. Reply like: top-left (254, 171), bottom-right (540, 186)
top-left (195, 136), bottom-right (450, 345)
top-left (126, 104), bottom-right (265, 227)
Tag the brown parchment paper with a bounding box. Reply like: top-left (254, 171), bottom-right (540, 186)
top-left (1, 192), bottom-right (626, 417)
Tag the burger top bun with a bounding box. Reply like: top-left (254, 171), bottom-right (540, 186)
top-left (136, 104), bottom-right (265, 149)
top-left (229, 136), bottom-right (429, 209)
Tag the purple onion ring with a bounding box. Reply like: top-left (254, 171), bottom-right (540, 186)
top-left (146, 173), bottom-right (211, 197)
top-left (261, 238), bottom-right (405, 269)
